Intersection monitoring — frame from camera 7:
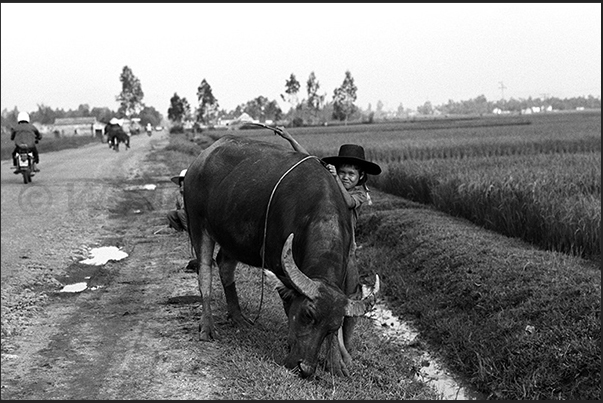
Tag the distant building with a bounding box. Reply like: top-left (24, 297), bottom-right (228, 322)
top-left (53, 117), bottom-right (101, 137)
top-left (225, 112), bottom-right (259, 129)
top-left (31, 122), bottom-right (53, 135)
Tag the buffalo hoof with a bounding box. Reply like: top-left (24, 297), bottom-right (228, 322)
top-left (199, 323), bottom-right (217, 341)
top-left (325, 361), bottom-right (350, 377)
top-left (228, 313), bottom-right (252, 327)
top-left (298, 362), bottom-right (316, 379)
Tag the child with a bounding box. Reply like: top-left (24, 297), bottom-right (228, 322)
top-left (321, 144), bottom-right (382, 234)
top-left (276, 128), bottom-right (381, 247)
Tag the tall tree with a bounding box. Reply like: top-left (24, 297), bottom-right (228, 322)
top-left (331, 70), bottom-right (358, 123)
top-left (306, 71), bottom-right (325, 121)
top-left (116, 66), bottom-right (144, 118)
top-left (76, 104), bottom-right (91, 117)
top-left (31, 103), bottom-right (58, 124)
top-left (243, 96), bottom-right (268, 121)
top-left (167, 93), bottom-right (191, 124)
top-left (396, 102), bottom-right (405, 118)
top-left (417, 100), bottom-right (433, 115)
top-left (281, 73), bottom-right (301, 109)
top-left (196, 79), bottom-right (219, 125)
top-left (90, 106), bottom-right (114, 123)
top-left (139, 105), bottom-right (163, 127)
top-left (264, 99), bottom-right (283, 122)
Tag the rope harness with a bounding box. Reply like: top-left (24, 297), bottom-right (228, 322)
top-left (252, 155), bottom-right (319, 322)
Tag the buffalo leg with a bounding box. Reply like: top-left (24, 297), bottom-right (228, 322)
top-left (216, 249), bottom-right (252, 327)
top-left (324, 332), bottom-right (350, 377)
top-left (342, 249), bottom-right (360, 351)
top-left (198, 230), bottom-right (217, 341)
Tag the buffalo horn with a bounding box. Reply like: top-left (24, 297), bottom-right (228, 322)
top-left (281, 233), bottom-right (320, 300)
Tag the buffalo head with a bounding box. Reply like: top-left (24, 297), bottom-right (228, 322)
top-left (276, 233), bottom-right (379, 378)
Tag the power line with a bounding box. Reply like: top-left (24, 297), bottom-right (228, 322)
top-left (498, 81), bottom-right (507, 100)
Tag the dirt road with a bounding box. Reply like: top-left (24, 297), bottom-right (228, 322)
top-left (1, 132), bottom-right (222, 399)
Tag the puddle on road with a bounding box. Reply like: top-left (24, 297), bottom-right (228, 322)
top-left (366, 301), bottom-right (485, 400)
top-left (80, 246), bottom-right (128, 266)
top-left (124, 184), bottom-right (157, 191)
top-left (59, 282), bottom-right (88, 293)
top-left (58, 246), bottom-right (127, 293)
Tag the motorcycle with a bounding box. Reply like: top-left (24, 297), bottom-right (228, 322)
top-left (14, 144), bottom-right (36, 184)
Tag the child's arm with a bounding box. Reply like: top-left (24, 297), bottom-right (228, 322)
top-left (326, 164), bottom-right (358, 209)
top-left (275, 127), bottom-right (310, 155)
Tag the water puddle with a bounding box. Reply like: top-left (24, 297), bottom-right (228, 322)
top-left (80, 246), bottom-right (128, 265)
top-left (59, 282), bottom-right (88, 293)
top-left (366, 301), bottom-right (485, 400)
top-left (57, 246), bottom-right (127, 293)
top-left (124, 184), bottom-right (156, 191)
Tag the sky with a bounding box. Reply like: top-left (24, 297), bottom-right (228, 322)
top-left (1, 3), bottom-right (601, 116)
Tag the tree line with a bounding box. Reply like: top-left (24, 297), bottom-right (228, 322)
top-left (0, 66), bottom-right (162, 131)
top-left (167, 70), bottom-right (359, 128)
top-left (416, 94), bottom-right (601, 116)
top-left (2, 65), bottom-right (600, 131)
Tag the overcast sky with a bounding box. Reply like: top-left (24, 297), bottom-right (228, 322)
top-left (1, 3), bottom-right (601, 115)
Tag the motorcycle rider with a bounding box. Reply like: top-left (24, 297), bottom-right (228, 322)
top-left (11, 111), bottom-right (41, 173)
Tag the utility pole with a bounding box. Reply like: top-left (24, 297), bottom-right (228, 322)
top-left (499, 81), bottom-right (507, 101)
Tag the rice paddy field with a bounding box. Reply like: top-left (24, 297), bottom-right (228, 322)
top-left (240, 110), bottom-right (601, 263)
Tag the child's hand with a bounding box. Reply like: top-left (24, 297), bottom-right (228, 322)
top-left (326, 164), bottom-right (338, 177)
top-left (275, 126), bottom-right (287, 138)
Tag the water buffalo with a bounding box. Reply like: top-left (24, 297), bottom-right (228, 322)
top-left (183, 135), bottom-right (379, 378)
top-left (104, 122), bottom-right (130, 151)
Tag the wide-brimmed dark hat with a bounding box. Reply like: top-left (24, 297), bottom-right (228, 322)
top-left (322, 144), bottom-right (381, 175)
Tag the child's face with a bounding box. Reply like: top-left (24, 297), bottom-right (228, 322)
top-left (337, 164), bottom-right (361, 190)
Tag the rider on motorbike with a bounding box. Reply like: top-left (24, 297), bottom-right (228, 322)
top-left (11, 111), bottom-right (41, 173)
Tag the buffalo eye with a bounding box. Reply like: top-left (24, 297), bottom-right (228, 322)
top-left (300, 309), bottom-right (315, 326)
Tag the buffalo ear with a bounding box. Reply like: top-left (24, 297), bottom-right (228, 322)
top-left (344, 296), bottom-right (377, 317)
top-left (344, 274), bottom-right (380, 317)
top-left (361, 274), bottom-right (380, 299)
top-left (276, 284), bottom-right (296, 302)
top-left (276, 284), bottom-right (295, 316)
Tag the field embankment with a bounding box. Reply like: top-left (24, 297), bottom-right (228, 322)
top-left (356, 198), bottom-right (600, 400)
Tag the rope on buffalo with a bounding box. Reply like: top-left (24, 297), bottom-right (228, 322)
top-left (253, 155), bottom-right (319, 322)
